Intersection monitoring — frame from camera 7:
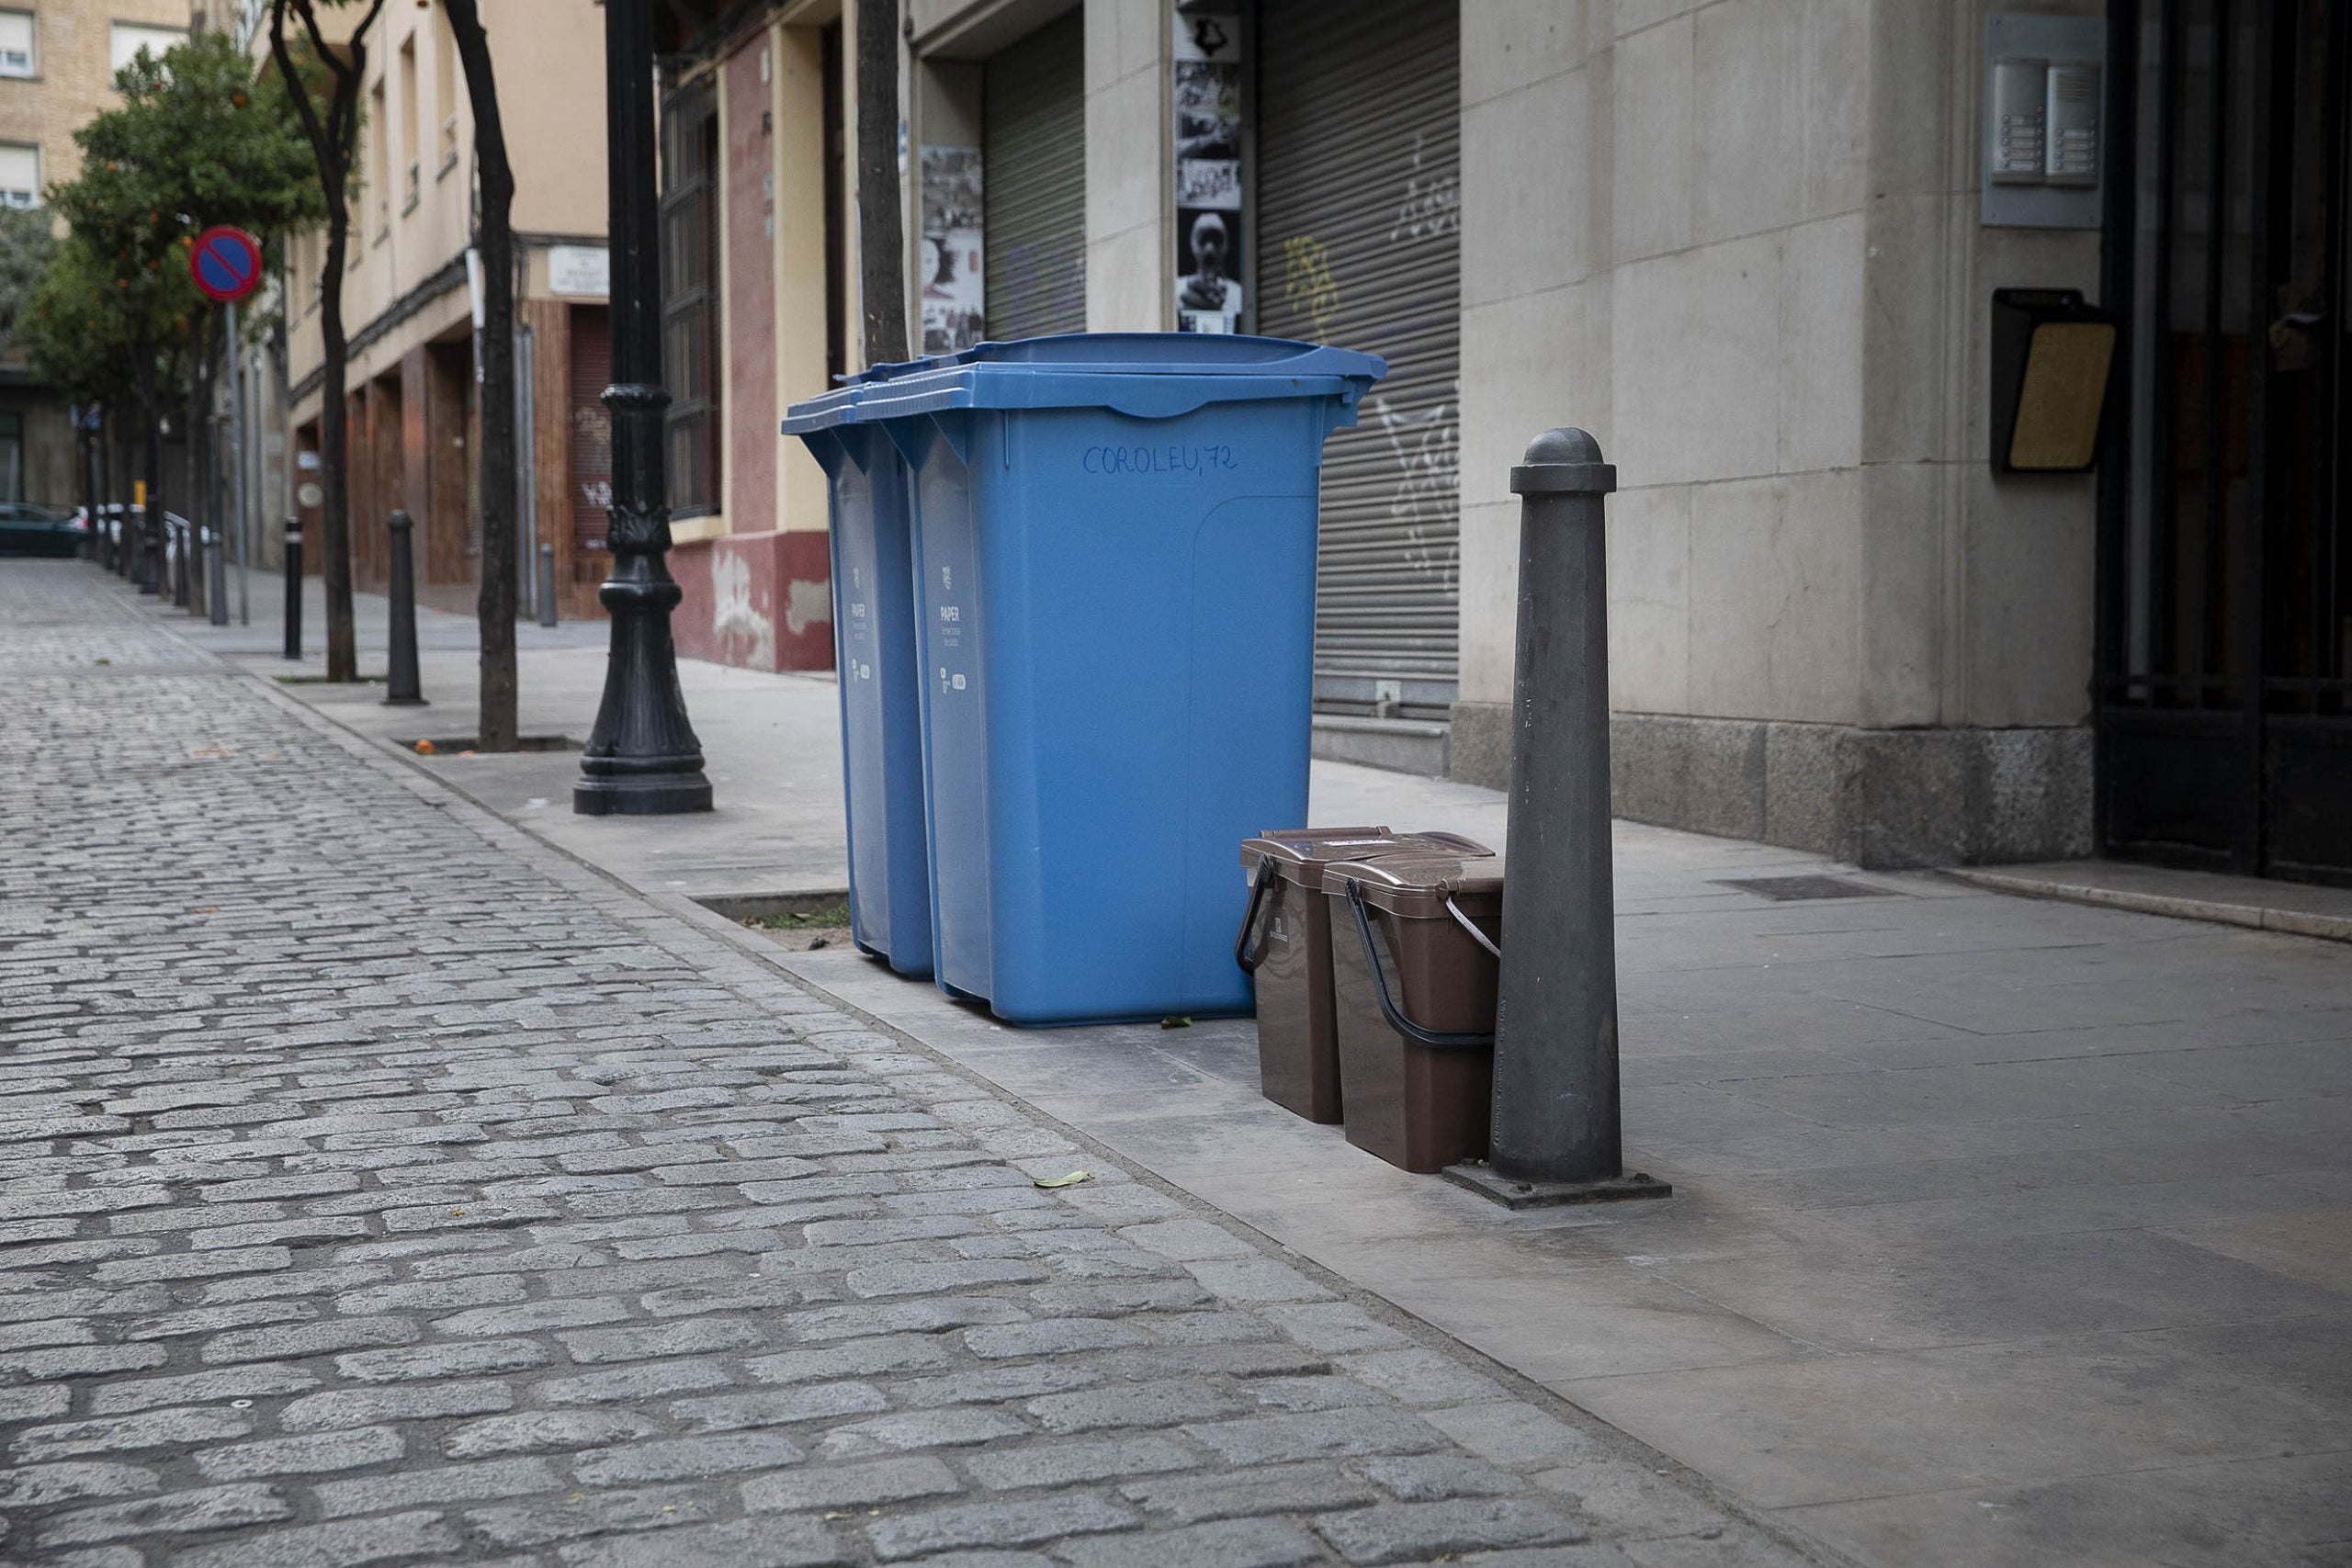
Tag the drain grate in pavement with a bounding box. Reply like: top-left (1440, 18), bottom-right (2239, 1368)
top-left (1713, 874), bottom-right (1901, 901)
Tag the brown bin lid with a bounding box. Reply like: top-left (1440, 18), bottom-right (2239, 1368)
top-left (1242, 828), bottom-right (1495, 890)
top-left (1322, 853), bottom-right (1506, 919)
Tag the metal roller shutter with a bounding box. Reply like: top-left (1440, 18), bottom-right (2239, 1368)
top-left (983, 8), bottom-right (1087, 340)
top-left (568, 305), bottom-right (611, 556)
top-left (1256, 0), bottom-right (1461, 722)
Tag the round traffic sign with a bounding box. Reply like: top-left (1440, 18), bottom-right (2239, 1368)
top-left (189, 225), bottom-right (263, 304)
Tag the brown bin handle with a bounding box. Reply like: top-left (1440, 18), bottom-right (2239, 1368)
top-left (1233, 855), bottom-right (1279, 974)
top-left (1342, 878), bottom-right (1496, 1054)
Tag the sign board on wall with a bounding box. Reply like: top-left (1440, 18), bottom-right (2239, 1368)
top-left (548, 245), bottom-right (611, 298)
top-left (1173, 12), bottom-right (1244, 333)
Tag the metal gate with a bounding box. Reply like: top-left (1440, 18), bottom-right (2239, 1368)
top-left (983, 8), bottom-right (1086, 341)
top-left (2101, 0), bottom-right (2352, 884)
top-left (1255, 0), bottom-right (1461, 722)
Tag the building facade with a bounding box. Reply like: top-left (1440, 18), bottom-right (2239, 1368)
top-left (0, 0), bottom-right (195, 507)
top-left (272, 0), bottom-right (610, 617)
top-left (662, 0), bottom-right (2345, 884)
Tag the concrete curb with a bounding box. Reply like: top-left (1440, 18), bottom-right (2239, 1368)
top-left (1947, 866), bottom-right (2352, 945)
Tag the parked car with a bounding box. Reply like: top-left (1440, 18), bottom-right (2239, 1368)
top-left (160, 511), bottom-right (211, 583)
top-left (0, 502), bottom-right (86, 558)
top-left (93, 502), bottom-right (196, 562)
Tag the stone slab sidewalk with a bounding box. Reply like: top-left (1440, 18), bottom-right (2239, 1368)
top-left (1, 561), bottom-right (1812, 1567)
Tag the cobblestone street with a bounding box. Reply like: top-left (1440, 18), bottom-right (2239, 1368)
top-left (0, 562), bottom-right (1800, 1567)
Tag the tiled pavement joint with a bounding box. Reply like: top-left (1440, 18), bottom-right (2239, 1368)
top-left (0, 563), bottom-right (1838, 1567)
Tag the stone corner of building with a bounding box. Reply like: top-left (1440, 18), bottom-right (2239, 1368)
top-left (1497, 709), bottom-right (2101, 872)
top-left (1446, 699), bottom-right (1511, 791)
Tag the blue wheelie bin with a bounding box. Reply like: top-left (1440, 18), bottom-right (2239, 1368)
top-left (781, 367), bottom-right (941, 977)
top-left (851, 333), bottom-right (1385, 1025)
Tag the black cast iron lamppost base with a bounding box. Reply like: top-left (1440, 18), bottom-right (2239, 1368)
top-left (573, 0), bottom-right (710, 818)
top-left (573, 522), bottom-right (712, 816)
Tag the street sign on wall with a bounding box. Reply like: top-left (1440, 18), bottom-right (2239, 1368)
top-left (189, 225), bottom-right (263, 304)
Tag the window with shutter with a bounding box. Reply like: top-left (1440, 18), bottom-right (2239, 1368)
top-left (108, 22), bottom-right (182, 74)
top-left (0, 12), bottom-right (34, 79)
top-left (0, 143), bottom-right (37, 210)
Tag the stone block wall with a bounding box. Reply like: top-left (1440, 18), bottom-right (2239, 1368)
top-left (1453, 700), bottom-right (2093, 868)
top-left (1451, 0), bottom-right (2107, 868)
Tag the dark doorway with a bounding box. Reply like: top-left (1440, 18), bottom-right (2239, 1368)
top-left (2102, 0), bottom-right (2352, 884)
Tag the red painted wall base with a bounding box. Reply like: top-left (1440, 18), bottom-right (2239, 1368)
top-left (668, 529), bottom-right (835, 673)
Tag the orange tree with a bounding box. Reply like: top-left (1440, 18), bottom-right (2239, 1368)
top-left (40, 31), bottom-right (324, 599)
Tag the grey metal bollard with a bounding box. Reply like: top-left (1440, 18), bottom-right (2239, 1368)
top-left (538, 543), bottom-right (559, 628)
top-left (1445, 429), bottom-right (1669, 1210)
top-left (283, 521), bottom-right (303, 660)
top-left (384, 509), bottom-right (427, 707)
top-left (207, 524), bottom-right (229, 627)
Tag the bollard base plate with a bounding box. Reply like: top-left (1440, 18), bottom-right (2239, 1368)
top-left (382, 695), bottom-right (429, 707)
top-left (1442, 1162), bottom-right (1673, 1210)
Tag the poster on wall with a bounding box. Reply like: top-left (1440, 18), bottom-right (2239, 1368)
top-left (1172, 12), bottom-right (1243, 333)
top-left (921, 145), bottom-right (986, 354)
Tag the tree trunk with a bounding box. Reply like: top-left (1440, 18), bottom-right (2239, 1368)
top-left (80, 424), bottom-right (96, 564)
top-left (854, 0), bottom-right (908, 366)
top-left (106, 413), bottom-right (123, 574)
top-left (272, 0), bottom-right (383, 683)
top-left (112, 412), bottom-right (128, 576)
top-left (447, 0), bottom-right (518, 752)
top-left (317, 209), bottom-right (356, 681)
top-left (140, 347), bottom-right (163, 597)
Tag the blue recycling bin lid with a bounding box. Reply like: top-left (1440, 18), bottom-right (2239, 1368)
top-left (783, 346), bottom-right (974, 436)
top-left (946, 333), bottom-right (1381, 375)
top-left (845, 365), bottom-right (1380, 422)
top-left (785, 333), bottom-right (1385, 434)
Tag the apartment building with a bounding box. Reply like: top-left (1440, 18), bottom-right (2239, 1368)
top-left (271, 0), bottom-right (609, 616)
top-left (0, 0), bottom-right (194, 504)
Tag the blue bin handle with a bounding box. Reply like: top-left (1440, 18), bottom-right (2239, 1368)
top-left (1342, 878), bottom-right (1496, 1054)
top-left (1100, 382), bottom-right (1221, 421)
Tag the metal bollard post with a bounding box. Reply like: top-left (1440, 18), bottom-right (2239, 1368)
top-left (537, 543), bottom-right (559, 628)
top-left (207, 524), bottom-right (229, 626)
top-left (172, 517), bottom-right (190, 609)
top-left (384, 509), bottom-right (427, 707)
top-left (1446, 429), bottom-right (1670, 1210)
top-left (283, 520), bottom-right (303, 660)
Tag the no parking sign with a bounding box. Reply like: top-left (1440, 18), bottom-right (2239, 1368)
top-left (188, 225), bottom-right (263, 304)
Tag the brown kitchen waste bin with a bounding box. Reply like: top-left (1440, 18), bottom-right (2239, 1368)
top-left (1237, 829), bottom-right (1491, 1123)
top-left (1322, 853), bottom-right (1504, 1173)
